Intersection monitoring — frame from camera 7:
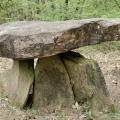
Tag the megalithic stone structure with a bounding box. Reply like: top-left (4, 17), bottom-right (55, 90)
top-left (0, 19), bottom-right (119, 111)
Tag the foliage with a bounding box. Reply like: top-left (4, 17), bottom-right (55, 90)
top-left (0, 0), bottom-right (120, 23)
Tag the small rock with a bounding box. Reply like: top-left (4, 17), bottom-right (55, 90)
top-left (112, 80), bottom-right (117, 85)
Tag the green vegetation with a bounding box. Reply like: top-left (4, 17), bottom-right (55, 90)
top-left (0, 0), bottom-right (120, 23)
top-left (75, 41), bottom-right (120, 55)
top-left (96, 112), bottom-right (120, 120)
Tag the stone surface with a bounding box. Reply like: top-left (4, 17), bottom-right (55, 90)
top-left (8, 59), bottom-right (34, 108)
top-left (60, 51), bottom-right (112, 112)
top-left (0, 19), bottom-right (119, 59)
top-left (33, 55), bottom-right (74, 111)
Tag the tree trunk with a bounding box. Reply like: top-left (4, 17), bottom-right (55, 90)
top-left (79, 0), bottom-right (86, 17)
top-left (114, 0), bottom-right (120, 9)
top-left (64, 0), bottom-right (69, 20)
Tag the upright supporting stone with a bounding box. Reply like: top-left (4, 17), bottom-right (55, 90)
top-left (61, 51), bottom-right (112, 112)
top-left (33, 55), bottom-right (74, 111)
top-left (8, 59), bottom-right (34, 108)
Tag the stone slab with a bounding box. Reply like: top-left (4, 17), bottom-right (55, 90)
top-left (0, 19), bottom-right (119, 59)
top-left (8, 59), bottom-right (34, 108)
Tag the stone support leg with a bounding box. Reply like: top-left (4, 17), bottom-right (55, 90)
top-left (8, 59), bottom-right (34, 108)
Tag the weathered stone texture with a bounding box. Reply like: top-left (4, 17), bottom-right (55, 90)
top-left (33, 55), bottom-right (74, 110)
top-left (0, 19), bottom-right (119, 59)
top-left (60, 52), bottom-right (112, 112)
top-left (8, 59), bottom-right (34, 108)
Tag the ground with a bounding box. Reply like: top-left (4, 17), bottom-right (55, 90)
top-left (0, 41), bottom-right (120, 120)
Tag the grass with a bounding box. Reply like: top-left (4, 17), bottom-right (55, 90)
top-left (75, 41), bottom-right (120, 56)
top-left (0, 0), bottom-right (120, 22)
top-left (96, 112), bottom-right (120, 120)
top-left (24, 101), bottom-right (120, 120)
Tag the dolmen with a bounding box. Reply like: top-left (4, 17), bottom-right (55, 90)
top-left (0, 19), bottom-right (119, 112)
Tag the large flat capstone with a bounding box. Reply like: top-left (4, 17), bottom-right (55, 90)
top-left (0, 18), bottom-right (120, 59)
